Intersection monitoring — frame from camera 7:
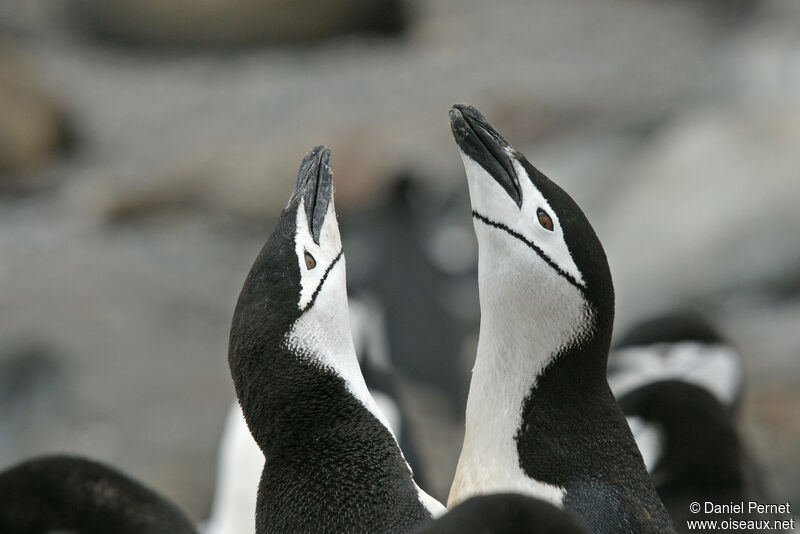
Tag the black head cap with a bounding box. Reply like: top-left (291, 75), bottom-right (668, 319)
top-left (614, 312), bottom-right (726, 350)
top-left (231, 145), bottom-right (333, 341)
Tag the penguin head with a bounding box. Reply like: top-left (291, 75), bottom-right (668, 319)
top-left (609, 313), bottom-right (743, 410)
top-left (449, 104), bottom-right (613, 353)
top-left (229, 146), bottom-right (360, 445)
top-left (618, 380), bottom-right (745, 485)
top-left (230, 145), bottom-right (345, 338)
top-left (291, 147), bottom-right (346, 311)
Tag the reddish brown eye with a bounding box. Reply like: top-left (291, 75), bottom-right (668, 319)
top-left (537, 208), bottom-right (554, 231)
top-left (304, 252), bottom-right (316, 269)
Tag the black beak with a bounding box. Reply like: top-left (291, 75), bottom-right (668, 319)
top-left (449, 104), bottom-right (522, 207)
top-left (295, 145), bottom-right (333, 245)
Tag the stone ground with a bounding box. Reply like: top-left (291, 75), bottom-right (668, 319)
top-left (1, 0), bottom-right (799, 520)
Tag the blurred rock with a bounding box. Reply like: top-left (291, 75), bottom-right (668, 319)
top-left (65, 140), bottom-right (305, 225)
top-left (65, 125), bottom-right (439, 225)
top-left (70, 0), bottom-right (408, 48)
top-left (745, 381), bottom-right (800, 505)
top-left (600, 101), bottom-right (800, 327)
top-left (0, 42), bottom-right (70, 178)
top-left (0, 342), bottom-right (60, 408)
top-left (666, 0), bottom-right (762, 25)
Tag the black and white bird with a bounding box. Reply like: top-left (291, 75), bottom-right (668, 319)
top-left (446, 104), bottom-right (675, 533)
top-left (610, 313), bottom-right (775, 533)
top-left (0, 455), bottom-right (197, 534)
top-left (227, 145), bottom-right (444, 533)
top-left (609, 312), bottom-right (743, 415)
top-left (204, 294), bottom-right (422, 534)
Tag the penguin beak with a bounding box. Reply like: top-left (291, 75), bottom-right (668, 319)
top-left (449, 104), bottom-right (522, 208)
top-left (295, 145), bottom-right (333, 245)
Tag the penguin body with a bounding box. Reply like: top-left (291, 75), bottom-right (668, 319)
top-left (617, 380), bottom-right (774, 533)
top-left (611, 314), bottom-right (777, 533)
top-left (447, 105), bottom-right (674, 533)
top-left (227, 146), bottom-right (443, 534)
top-left (205, 294), bottom-right (423, 534)
top-left (0, 455), bottom-right (196, 534)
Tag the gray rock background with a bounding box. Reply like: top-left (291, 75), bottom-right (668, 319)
top-left (1, 0), bottom-right (799, 520)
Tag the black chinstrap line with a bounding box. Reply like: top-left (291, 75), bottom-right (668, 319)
top-left (303, 249), bottom-right (344, 312)
top-left (471, 210), bottom-right (584, 292)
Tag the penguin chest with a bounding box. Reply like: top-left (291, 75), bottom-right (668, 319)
top-left (448, 428), bottom-right (566, 508)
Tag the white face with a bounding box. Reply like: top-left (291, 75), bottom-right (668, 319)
top-left (460, 151), bottom-right (592, 361)
top-left (286, 197), bottom-right (361, 383)
top-left (609, 342), bottom-right (742, 407)
top-left (461, 152), bottom-right (585, 288)
top-left (294, 199), bottom-right (345, 311)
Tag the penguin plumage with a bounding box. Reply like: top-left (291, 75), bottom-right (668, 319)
top-left (447, 104), bottom-right (674, 533)
top-left (609, 313), bottom-right (743, 413)
top-left (0, 455), bottom-right (196, 534)
top-left (617, 380), bottom-right (774, 532)
top-left (204, 294), bottom-right (425, 534)
top-left (227, 146), bottom-right (443, 534)
top-left (611, 313), bottom-right (777, 532)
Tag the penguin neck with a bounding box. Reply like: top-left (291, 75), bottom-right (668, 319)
top-left (239, 309), bottom-right (397, 456)
top-left (284, 295), bottom-right (397, 439)
top-left (229, 257), bottom-right (445, 526)
top-left (243, 331), bottom-right (439, 532)
top-left (250, 342), bottom-right (434, 533)
top-left (229, 255), bottom-right (384, 450)
top-left (634, 382), bottom-right (748, 491)
top-left (451, 239), bottom-right (611, 507)
top-left (466, 239), bottom-right (609, 432)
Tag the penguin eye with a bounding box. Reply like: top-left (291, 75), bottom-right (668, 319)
top-left (304, 252), bottom-right (317, 270)
top-left (537, 208), bottom-right (554, 231)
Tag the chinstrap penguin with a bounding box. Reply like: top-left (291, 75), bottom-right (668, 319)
top-left (0, 454), bottom-right (196, 534)
top-left (446, 104), bottom-right (675, 533)
top-left (611, 314), bottom-right (777, 533)
top-left (618, 381), bottom-right (779, 533)
top-left (609, 312), bottom-right (743, 413)
top-left (227, 145), bottom-right (444, 534)
top-left (204, 294), bottom-right (421, 534)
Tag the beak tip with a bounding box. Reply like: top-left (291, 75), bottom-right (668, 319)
top-left (447, 104), bottom-right (522, 207)
top-left (313, 145), bottom-right (331, 161)
top-left (295, 145), bottom-right (332, 194)
top-left (294, 145), bottom-right (334, 245)
top-left (449, 107), bottom-right (470, 144)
